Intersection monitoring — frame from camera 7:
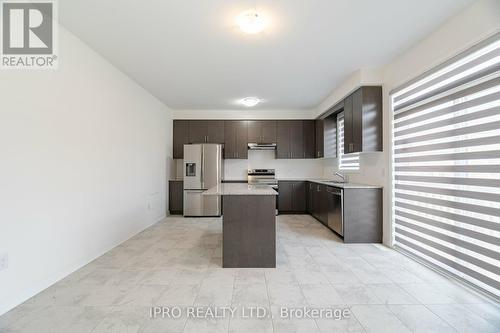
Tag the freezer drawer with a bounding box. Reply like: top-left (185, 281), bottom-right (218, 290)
top-left (183, 190), bottom-right (221, 217)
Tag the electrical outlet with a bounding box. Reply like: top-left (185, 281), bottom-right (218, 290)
top-left (0, 253), bottom-right (8, 271)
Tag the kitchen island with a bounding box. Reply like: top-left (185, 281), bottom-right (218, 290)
top-left (203, 183), bottom-right (277, 268)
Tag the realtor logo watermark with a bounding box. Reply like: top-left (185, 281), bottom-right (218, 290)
top-left (1, 0), bottom-right (58, 69)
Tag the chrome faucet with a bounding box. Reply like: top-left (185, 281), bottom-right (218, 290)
top-left (334, 171), bottom-right (348, 183)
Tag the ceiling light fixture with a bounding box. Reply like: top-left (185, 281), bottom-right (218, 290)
top-left (236, 10), bottom-right (267, 34)
top-left (240, 97), bottom-right (261, 107)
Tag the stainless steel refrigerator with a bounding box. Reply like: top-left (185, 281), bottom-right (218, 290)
top-left (183, 144), bottom-right (223, 216)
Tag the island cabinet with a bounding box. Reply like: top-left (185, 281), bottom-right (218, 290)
top-left (315, 119), bottom-right (324, 158)
top-left (224, 120), bottom-right (248, 159)
top-left (173, 120), bottom-right (190, 159)
top-left (278, 181), bottom-right (306, 213)
top-left (188, 120), bottom-right (225, 144)
top-left (168, 180), bottom-right (183, 214)
top-left (276, 120), bottom-right (316, 159)
top-left (343, 86), bottom-right (383, 153)
top-left (247, 120), bottom-right (276, 143)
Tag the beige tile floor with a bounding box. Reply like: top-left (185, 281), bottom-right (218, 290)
top-left (1, 215), bottom-right (499, 332)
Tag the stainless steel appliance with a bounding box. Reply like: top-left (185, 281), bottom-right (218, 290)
top-left (247, 169), bottom-right (278, 215)
top-left (247, 143), bottom-right (277, 150)
top-left (183, 144), bottom-right (223, 216)
top-left (327, 187), bottom-right (343, 236)
top-left (247, 169), bottom-right (278, 190)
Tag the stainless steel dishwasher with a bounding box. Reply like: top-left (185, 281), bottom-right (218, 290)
top-left (327, 186), bottom-right (343, 236)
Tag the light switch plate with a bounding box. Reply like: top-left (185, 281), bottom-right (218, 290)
top-left (0, 253), bottom-right (8, 271)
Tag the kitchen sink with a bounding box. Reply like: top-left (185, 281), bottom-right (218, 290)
top-left (325, 180), bottom-right (347, 184)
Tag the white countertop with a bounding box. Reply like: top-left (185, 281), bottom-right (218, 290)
top-left (203, 183), bottom-right (278, 196)
top-left (278, 178), bottom-right (383, 189)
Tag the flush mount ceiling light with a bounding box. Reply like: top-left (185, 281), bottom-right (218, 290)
top-left (236, 10), bottom-right (267, 34)
top-left (240, 97), bottom-right (261, 107)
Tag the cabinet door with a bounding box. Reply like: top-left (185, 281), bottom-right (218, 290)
top-left (207, 120), bottom-right (224, 143)
top-left (168, 180), bottom-right (184, 214)
top-left (307, 182), bottom-right (314, 214)
top-left (351, 88), bottom-right (363, 153)
top-left (303, 120), bottom-right (315, 159)
top-left (247, 120), bottom-right (261, 143)
top-left (278, 181), bottom-right (293, 212)
top-left (320, 185), bottom-right (329, 225)
top-left (290, 120), bottom-right (304, 159)
top-left (235, 120), bottom-right (248, 159)
top-left (315, 119), bottom-right (324, 158)
top-left (276, 121), bottom-right (291, 159)
top-left (224, 121), bottom-right (237, 159)
top-left (292, 181), bottom-right (306, 212)
top-left (343, 95), bottom-right (354, 153)
top-left (189, 120), bottom-right (208, 143)
top-left (261, 120), bottom-right (277, 143)
top-left (312, 184), bottom-right (321, 220)
top-left (173, 120), bottom-right (189, 159)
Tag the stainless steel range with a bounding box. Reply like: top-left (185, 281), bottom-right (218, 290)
top-left (247, 169), bottom-right (278, 191)
top-left (248, 169), bottom-right (278, 214)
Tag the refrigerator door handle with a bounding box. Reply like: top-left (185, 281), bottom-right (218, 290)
top-left (201, 146), bottom-right (205, 189)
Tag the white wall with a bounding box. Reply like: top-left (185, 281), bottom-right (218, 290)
top-left (0, 25), bottom-right (173, 315)
top-left (315, 0), bottom-right (500, 245)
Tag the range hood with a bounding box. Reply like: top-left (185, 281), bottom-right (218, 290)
top-left (248, 143), bottom-right (277, 150)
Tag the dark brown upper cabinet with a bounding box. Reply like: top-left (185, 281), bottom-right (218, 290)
top-left (343, 86), bottom-right (382, 153)
top-left (188, 120), bottom-right (224, 144)
top-left (247, 120), bottom-right (276, 143)
top-left (173, 120), bottom-right (189, 159)
top-left (315, 119), bottom-right (324, 158)
top-left (303, 120), bottom-right (316, 159)
top-left (277, 120), bottom-right (307, 159)
top-left (224, 120), bottom-right (248, 159)
top-left (276, 121), bottom-right (291, 159)
top-left (207, 121), bottom-right (225, 143)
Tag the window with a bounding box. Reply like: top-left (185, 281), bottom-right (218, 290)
top-left (391, 33), bottom-right (500, 299)
top-left (337, 112), bottom-right (360, 170)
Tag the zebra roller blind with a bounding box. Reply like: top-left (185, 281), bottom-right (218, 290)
top-left (391, 32), bottom-right (500, 298)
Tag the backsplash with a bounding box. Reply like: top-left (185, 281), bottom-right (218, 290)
top-left (174, 150), bottom-right (384, 184)
top-left (174, 150), bottom-right (323, 180)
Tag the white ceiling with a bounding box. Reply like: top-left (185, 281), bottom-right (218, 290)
top-left (59, 0), bottom-right (473, 110)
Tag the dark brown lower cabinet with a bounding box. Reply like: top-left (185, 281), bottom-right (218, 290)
top-left (278, 181), bottom-right (306, 213)
top-left (307, 182), bottom-right (314, 214)
top-left (168, 180), bottom-right (183, 215)
top-left (312, 183), bottom-right (328, 226)
top-left (307, 181), bottom-right (382, 243)
top-left (343, 188), bottom-right (382, 243)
